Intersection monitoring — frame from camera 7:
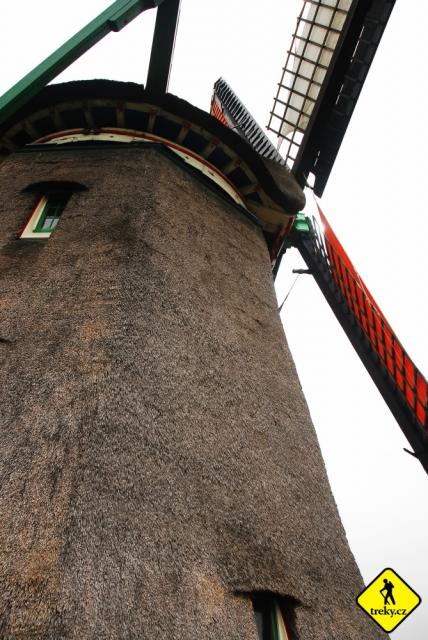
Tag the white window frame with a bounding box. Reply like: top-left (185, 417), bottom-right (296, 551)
top-left (20, 193), bottom-right (67, 239)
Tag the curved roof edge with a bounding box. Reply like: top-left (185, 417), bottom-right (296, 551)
top-left (0, 80), bottom-right (305, 216)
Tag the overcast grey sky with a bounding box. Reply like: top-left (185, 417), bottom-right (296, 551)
top-left (1, 1), bottom-right (427, 638)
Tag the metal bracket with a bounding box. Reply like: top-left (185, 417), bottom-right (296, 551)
top-left (292, 212), bottom-right (312, 234)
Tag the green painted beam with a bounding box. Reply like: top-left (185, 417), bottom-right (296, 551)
top-left (0, 0), bottom-right (164, 126)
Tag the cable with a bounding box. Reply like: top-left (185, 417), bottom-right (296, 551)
top-left (278, 275), bottom-right (300, 313)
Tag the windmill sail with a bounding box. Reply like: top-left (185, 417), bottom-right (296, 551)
top-left (274, 0), bottom-right (352, 140)
top-left (211, 78), bottom-right (285, 164)
top-left (294, 210), bottom-right (428, 473)
top-left (268, 0), bottom-right (396, 196)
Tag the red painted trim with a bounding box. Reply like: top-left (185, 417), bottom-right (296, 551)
top-left (33, 128), bottom-right (244, 202)
top-left (211, 100), bottom-right (229, 127)
top-left (318, 205), bottom-right (428, 432)
top-left (270, 216), bottom-right (294, 261)
top-left (33, 129), bottom-right (82, 143)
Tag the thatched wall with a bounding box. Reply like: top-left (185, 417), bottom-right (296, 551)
top-left (0, 145), bottom-right (384, 639)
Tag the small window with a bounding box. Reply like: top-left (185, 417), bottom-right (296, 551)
top-left (252, 593), bottom-right (294, 640)
top-left (20, 192), bottom-right (70, 239)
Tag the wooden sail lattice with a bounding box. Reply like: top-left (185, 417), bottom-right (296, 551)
top-left (267, 0), bottom-right (396, 196)
top-left (295, 212), bottom-right (428, 473)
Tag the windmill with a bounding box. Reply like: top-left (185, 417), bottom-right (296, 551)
top-left (0, 1), bottom-right (425, 639)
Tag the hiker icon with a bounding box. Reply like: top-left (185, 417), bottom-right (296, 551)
top-left (380, 579), bottom-right (395, 605)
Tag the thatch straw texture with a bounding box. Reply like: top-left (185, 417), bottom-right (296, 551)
top-left (0, 145), bottom-right (386, 639)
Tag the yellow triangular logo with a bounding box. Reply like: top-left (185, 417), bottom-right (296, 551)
top-left (356, 568), bottom-right (421, 632)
